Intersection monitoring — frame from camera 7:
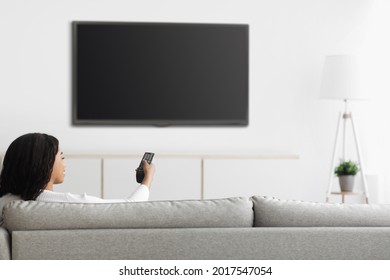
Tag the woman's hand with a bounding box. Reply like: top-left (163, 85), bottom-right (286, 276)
top-left (140, 160), bottom-right (155, 188)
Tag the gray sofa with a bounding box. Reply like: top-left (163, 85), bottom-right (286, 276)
top-left (1, 196), bottom-right (390, 260)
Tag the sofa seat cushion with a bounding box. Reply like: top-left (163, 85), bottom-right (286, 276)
top-left (3, 197), bottom-right (253, 232)
top-left (252, 196), bottom-right (390, 227)
top-left (12, 227), bottom-right (390, 260)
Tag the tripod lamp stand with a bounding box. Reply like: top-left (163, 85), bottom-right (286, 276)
top-left (320, 55), bottom-right (369, 203)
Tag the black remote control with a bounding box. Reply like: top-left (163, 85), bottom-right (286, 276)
top-left (136, 152), bottom-right (154, 183)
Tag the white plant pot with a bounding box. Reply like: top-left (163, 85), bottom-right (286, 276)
top-left (338, 175), bottom-right (355, 192)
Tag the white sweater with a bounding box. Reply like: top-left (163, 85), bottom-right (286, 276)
top-left (36, 184), bottom-right (149, 203)
top-left (0, 184), bottom-right (149, 226)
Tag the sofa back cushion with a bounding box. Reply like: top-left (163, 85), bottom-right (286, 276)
top-left (3, 197), bottom-right (253, 232)
top-left (252, 196), bottom-right (390, 227)
top-left (0, 227), bottom-right (11, 260)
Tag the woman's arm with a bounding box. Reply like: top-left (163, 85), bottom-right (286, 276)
top-left (36, 161), bottom-right (155, 203)
top-left (140, 160), bottom-right (155, 188)
top-left (67, 184), bottom-right (150, 202)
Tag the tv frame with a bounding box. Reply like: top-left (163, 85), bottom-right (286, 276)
top-left (72, 21), bottom-right (249, 126)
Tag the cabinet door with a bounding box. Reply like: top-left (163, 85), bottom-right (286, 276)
top-left (54, 158), bottom-right (102, 197)
top-left (103, 157), bottom-right (201, 201)
top-left (203, 159), bottom-right (302, 199)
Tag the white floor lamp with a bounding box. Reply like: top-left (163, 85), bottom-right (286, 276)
top-left (320, 55), bottom-right (369, 203)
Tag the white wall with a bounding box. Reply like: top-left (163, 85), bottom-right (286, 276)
top-left (1, 0), bottom-right (389, 202)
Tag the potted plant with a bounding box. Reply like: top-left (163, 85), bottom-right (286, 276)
top-left (334, 160), bottom-right (360, 192)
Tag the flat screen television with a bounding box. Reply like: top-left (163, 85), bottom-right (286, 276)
top-left (72, 21), bottom-right (249, 126)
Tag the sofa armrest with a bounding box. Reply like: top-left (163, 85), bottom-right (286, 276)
top-left (0, 227), bottom-right (11, 260)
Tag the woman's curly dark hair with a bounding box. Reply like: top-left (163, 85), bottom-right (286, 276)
top-left (0, 133), bottom-right (59, 200)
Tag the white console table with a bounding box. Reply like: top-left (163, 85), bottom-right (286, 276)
top-left (58, 153), bottom-right (300, 201)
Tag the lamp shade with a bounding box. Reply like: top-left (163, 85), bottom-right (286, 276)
top-left (320, 55), bottom-right (365, 100)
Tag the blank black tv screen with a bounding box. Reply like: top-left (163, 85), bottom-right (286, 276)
top-left (73, 21), bottom-right (249, 126)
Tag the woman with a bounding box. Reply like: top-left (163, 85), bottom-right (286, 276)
top-left (0, 133), bottom-right (155, 225)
